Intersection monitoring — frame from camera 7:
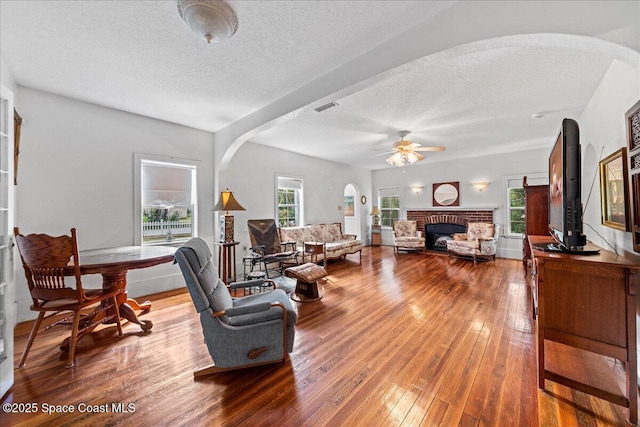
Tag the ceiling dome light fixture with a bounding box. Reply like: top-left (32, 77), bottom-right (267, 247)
top-left (178, 0), bottom-right (238, 44)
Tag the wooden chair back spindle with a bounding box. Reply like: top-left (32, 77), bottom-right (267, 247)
top-left (14, 228), bottom-right (83, 304)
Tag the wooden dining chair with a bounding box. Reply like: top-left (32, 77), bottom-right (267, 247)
top-left (14, 227), bottom-right (123, 368)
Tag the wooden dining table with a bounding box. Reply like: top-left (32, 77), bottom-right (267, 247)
top-left (66, 245), bottom-right (176, 338)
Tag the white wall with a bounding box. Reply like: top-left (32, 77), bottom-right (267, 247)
top-left (580, 59), bottom-right (640, 260)
top-left (1, 55), bottom-right (17, 95)
top-left (219, 141), bottom-right (372, 258)
top-left (372, 147), bottom-right (550, 258)
top-left (574, 59), bottom-right (640, 382)
top-left (14, 87), bottom-right (215, 321)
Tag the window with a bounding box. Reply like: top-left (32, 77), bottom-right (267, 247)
top-left (508, 186), bottom-right (525, 235)
top-left (505, 174), bottom-right (545, 236)
top-left (135, 154), bottom-right (198, 245)
top-left (277, 176), bottom-right (303, 227)
top-left (379, 188), bottom-right (400, 227)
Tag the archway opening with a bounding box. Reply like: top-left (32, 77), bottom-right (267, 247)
top-left (343, 183), bottom-right (360, 239)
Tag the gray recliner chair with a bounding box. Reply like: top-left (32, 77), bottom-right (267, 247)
top-left (175, 238), bottom-right (297, 378)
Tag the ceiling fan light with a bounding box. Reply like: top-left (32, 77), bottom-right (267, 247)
top-left (178, 0), bottom-right (238, 44)
top-left (406, 152), bottom-right (419, 164)
top-left (384, 130), bottom-right (444, 166)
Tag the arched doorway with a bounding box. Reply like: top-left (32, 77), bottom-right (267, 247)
top-left (343, 183), bottom-right (360, 238)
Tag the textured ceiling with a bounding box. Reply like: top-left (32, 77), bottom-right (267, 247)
top-left (251, 38), bottom-right (618, 167)
top-left (1, 1), bottom-right (639, 170)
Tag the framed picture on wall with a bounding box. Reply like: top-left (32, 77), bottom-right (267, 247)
top-left (626, 99), bottom-right (640, 251)
top-left (343, 196), bottom-right (354, 216)
top-left (14, 109), bottom-right (22, 185)
top-left (599, 147), bottom-right (630, 231)
top-left (627, 99), bottom-right (640, 155)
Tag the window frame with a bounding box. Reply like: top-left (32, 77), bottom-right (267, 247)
top-left (503, 173), bottom-right (546, 238)
top-left (276, 175), bottom-right (304, 227)
top-left (378, 187), bottom-right (400, 228)
top-left (134, 153), bottom-right (199, 245)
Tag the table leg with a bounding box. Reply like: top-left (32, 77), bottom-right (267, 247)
top-left (118, 302), bottom-right (153, 331)
top-left (61, 272), bottom-right (152, 350)
top-left (102, 271), bottom-right (153, 332)
top-left (218, 243), bottom-right (237, 284)
top-left (231, 247), bottom-right (236, 283)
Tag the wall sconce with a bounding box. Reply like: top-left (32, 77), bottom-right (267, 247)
top-left (472, 181), bottom-right (490, 192)
top-left (411, 185), bottom-right (424, 194)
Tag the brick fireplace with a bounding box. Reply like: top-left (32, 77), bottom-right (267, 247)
top-left (407, 209), bottom-right (495, 251)
top-left (407, 209), bottom-right (494, 232)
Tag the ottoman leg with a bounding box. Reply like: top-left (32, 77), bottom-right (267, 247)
top-left (286, 263), bottom-right (328, 303)
top-left (291, 279), bottom-right (323, 302)
top-left (295, 280), bottom-right (320, 299)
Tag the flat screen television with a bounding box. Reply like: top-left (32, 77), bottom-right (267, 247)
top-left (547, 118), bottom-right (590, 252)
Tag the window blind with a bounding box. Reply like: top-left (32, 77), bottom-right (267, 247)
top-left (142, 161), bottom-right (194, 208)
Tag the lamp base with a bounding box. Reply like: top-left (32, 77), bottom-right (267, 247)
top-left (219, 214), bottom-right (235, 242)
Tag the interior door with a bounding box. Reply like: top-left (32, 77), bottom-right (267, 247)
top-left (0, 85), bottom-right (16, 398)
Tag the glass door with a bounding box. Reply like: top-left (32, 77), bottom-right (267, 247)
top-left (0, 85), bottom-right (15, 398)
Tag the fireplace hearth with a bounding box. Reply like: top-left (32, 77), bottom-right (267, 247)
top-left (424, 214), bottom-right (470, 252)
top-left (425, 223), bottom-right (467, 252)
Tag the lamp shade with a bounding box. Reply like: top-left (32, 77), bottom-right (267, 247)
top-left (212, 190), bottom-right (245, 212)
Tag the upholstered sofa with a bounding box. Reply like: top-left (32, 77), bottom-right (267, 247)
top-left (279, 223), bottom-right (362, 265)
top-left (392, 220), bottom-right (425, 253)
top-left (446, 223), bottom-right (499, 263)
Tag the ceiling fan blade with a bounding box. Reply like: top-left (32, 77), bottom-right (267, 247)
top-left (375, 150), bottom-right (395, 156)
top-left (413, 146), bottom-right (446, 152)
top-left (415, 152), bottom-right (425, 161)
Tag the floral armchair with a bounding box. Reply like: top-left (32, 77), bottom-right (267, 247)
top-left (446, 222), bottom-right (499, 263)
top-left (392, 220), bottom-right (426, 253)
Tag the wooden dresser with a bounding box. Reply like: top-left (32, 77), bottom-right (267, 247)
top-left (522, 177), bottom-right (549, 270)
top-left (528, 235), bottom-right (639, 424)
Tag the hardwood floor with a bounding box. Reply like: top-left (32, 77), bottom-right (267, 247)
top-left (2, 246), bottom-right (634, 426)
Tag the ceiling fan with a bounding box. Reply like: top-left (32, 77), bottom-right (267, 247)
top-left (383, 131), bottom-right (445, 166)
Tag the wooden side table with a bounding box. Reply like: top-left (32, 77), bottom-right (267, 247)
top-left (303, 241), bottom-right (326, 267)
top-left (215, 241), bottom-right (239, 285)
top-left (371, 225), bottom-right (381, 246)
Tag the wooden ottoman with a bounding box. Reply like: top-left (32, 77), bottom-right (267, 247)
top-left (285, 263), bottom-right (328, 302)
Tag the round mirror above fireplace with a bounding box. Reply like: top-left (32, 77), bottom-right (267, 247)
top-left (433, 182), bottom-right (459, 206)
